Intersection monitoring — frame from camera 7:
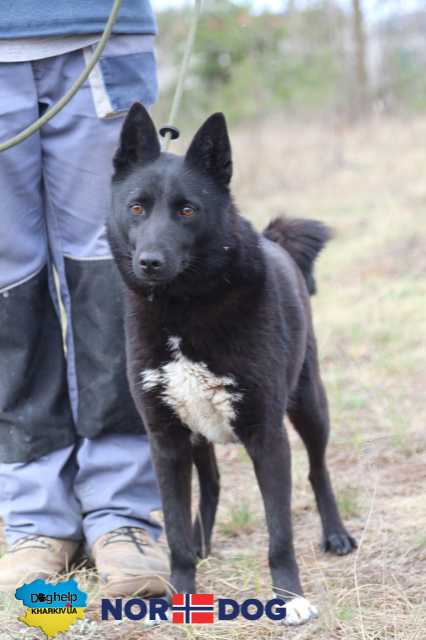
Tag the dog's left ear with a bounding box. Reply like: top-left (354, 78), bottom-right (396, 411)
top-left (113, 102), bottom-right (160, 173)
top-left (185, 113), bottom-right (232, 186)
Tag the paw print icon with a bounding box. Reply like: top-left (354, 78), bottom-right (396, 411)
top-left (35, 593), bottom-right (47, 602)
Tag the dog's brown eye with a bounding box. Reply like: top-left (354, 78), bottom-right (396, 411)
top-left (130, 203), bottom-right (144, 216)
top-left (178, 206), bottom-right (195, 218)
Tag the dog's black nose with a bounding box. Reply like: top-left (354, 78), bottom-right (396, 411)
top-left (139, 252), bottom-right (164, 274)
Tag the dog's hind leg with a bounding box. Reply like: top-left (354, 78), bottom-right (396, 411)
top-left (192, 437), bottom-right (220, 559)
top-left (288, 341), bottom-right (357, 555)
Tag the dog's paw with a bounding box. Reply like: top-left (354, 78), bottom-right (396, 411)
top-left (278, 596), bottom-right (318, 626)
top-left (323, 532), bottom-right (357, 556)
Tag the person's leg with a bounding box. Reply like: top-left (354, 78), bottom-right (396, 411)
top-left (0, 446), bottom-right (81, 544)
top-left (0, 61), bottom-right (75, 463)
top-left (38, 41), bottom-right (157, 441)
top-left (0, 446), bottom-right (82, 587)
top-left (76, 434), bottom-right (167, 598)
top-left (37, 43), bottom-right (165, 593)
top-left (0, 61), bottom-right (82, 590)
top-left (75, 434), bottom-right (161, 546)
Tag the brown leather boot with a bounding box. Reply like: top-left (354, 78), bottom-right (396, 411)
top-left (0, 536), bottom-right (80, 592)
top-left (91, 526), bottom-right (169, 598)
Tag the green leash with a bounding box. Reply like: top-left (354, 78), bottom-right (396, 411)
top-left (161, 0), bottom-right (203, 151)
top-left (0, 0), bottom-right (202, 153)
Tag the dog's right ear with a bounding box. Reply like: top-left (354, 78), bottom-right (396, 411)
top-left (113, 102), bottom-right (160, 173)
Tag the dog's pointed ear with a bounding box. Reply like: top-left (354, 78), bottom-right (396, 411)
top-left (113, 102), bottom-right (160, 173)
top-left (185, 113), bottom-right (232, 186)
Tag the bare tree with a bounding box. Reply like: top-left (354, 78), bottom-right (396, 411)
top-left (352, 0), bottom-right (369, 112)
top-left (283, 0), bottom-right (296, 16)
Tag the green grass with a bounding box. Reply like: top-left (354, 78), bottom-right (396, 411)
top-left (219, 503), bottom-right (256, 538)
top-left (337, 487), bottom-right (361, 520)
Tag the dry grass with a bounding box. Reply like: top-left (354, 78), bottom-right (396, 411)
top-left (1, 114), bottom-right (425, 639)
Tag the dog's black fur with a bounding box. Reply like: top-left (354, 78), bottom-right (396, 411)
top-left (108, 103), bottom-right (356, 603)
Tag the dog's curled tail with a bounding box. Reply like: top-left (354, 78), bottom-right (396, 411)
top-left (263, 216), bottom-right (332, 295)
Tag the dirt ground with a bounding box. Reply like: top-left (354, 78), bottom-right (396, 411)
top-left (1, 115), bottom-right (425, 640)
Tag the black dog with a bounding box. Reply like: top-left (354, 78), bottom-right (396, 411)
top-left (108, 103), bottom-right (356, 625)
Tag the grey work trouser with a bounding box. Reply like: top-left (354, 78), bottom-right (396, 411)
top-left (0, 37), bottom-right (161, 544)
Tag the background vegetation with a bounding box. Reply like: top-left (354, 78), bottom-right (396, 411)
top-left (154, 0), bottom-right (426, 126)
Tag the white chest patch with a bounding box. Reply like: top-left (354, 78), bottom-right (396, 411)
top-left (141, 337), bottom-right (242, 444)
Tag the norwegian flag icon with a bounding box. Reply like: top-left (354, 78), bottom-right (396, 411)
top-left (171, 593), bottom-right (215, 624)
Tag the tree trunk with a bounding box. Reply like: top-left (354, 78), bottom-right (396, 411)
top-left (284, 0), bottom-right (296, 15)
top-left (352, 0), bottom-right (369, 113)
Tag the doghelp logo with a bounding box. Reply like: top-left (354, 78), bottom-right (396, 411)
top-left (15, 578), bottom-right (88, 638)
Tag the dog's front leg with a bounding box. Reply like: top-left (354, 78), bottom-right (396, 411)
top-left (238, 420), bottom-right (318, 625)
top-left (149, 423), bottom-right (197, 594)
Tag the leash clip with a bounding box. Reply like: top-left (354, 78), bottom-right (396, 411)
top-left (159, 125), bottom-right (180, 141)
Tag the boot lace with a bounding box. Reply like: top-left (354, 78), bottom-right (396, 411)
top-left (8, 535), bottom-right (54, 553)
top-left (100, 527), bottom-right (151, 555)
